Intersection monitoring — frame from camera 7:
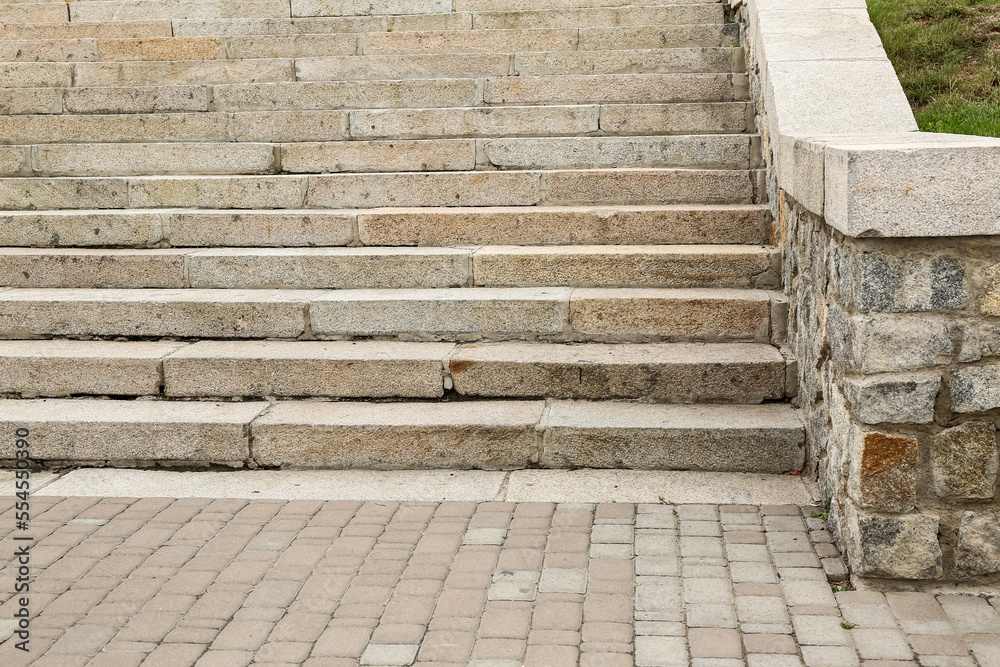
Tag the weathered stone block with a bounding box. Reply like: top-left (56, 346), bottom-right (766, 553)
top-left (848, 431), bottom-right (918, 512)
top-left (950, 365), bottom-right (1000, 413)
top-left (484, 73), bottom-right (738, 105)
top-left (931, 422), bottom-right (998, 499)
top-left (841, 373), bottom-right (940, 425)
top-left (851, 251), bottom-right (966, 313)
top-left (842, 503), bottom-right (942, 580)
top-left (954, 511), bottom-right (1000, 579)
top-left (983, 263), bottom-right (1000, 317)
top-left (828, 308), bottom-right (952, 374)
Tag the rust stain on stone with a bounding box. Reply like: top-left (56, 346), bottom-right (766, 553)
top-left (450, 359), bottom-right (474, 374)
top-left (861, 432), bottom-right (917, 475)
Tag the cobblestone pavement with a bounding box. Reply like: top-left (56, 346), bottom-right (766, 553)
top-left (1, 497), bottom-right (999, 666)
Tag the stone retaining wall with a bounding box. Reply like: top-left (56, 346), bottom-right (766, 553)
top-left (734, 0), bottom-right (1000, 583)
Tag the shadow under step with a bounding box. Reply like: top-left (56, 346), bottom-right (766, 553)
top-left (0, 397), bottom-right (805, 472)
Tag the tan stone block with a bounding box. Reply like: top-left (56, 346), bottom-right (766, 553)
top-left (291, 0), bottom-right (449, 17)
top-left (97, 37), bottom-right (220, 61)
top-left (76, 59), bottom-right (294, 86)
top-left (542, 401), bottom-right (804, 472)
top-left (69, 0), bottom-right (291, 22)
top-left (848, 431), bottom-right (918, 512)
top-left (482, 135), bottom-right (749, 170)
top-left (0, 211), bottom-right (163, 247)
top-left (167, 210), bottom-right (352, 247)
top-left (0, 38), bottom-right (98, 63)
top-left (473, 245), bottom-right (771, 288)
top-left (545, 169), bottom-right (755, 205)
top-left (931, 421), bottom-right (998, 499)
top-left (297, 53), bottom-right (509, 81)
top-left (163, 340), bottom-right (453, 398)
top-left (0, 87), bottom-right (63, 115)
top-left (188, 247), bottom-right (470, 289)
top-left (281, 139), bottom-right (475, 173)
top-left (0, 145), bottom-right (30, 176)
top-left (0, 288), bottom-right (322, 338)
top-left (0, 2), bottom-right (68, 23)
top-left (65, 85), bottom-right (210, 114)
top-left (350, 105), bottom-right (600, 139)
top-left (569, 288), bottom-right (770, 341)
top-left (449, 342), bottom-right (785, 402)
top-left (213, 78), bottom-right (479, 111)
top-left (309, 287), bottom-right (569, 338)
top-left (0, 248), bottom-right (188, 287)
top-left (363, 28), bottom-right (577, 54)
top-left (0, 62), bottom-right (72, 87)
top-left (306, 171), bottom-right (540, 208)
top-left (0, 340), bottom-right (184, 396)
top-left (0, 398), bottom-right (266, 464)
top-left (358, 205), bottom-right (769, 246)
top-left (579, 24), bottom-right (739, 50)
top-left (0, 112), bottom-right (232, 145)
top-left (0, 21), bottom-right (172, 40)
top-left (601, 102), bottom-right (751, 135)
top-left (0, 177), bottom-right (128, 210)
top-left (486, 73), bottom-right (738, 104)
top-left (32, 143), bottom-right (277, 177)
top-left (472, 5), bottom-right (721, 30)
top-left (128, 175), bottom-right (306, 208)
top-left (516, 46), bottom-right (737, 76)
top-left (251, 400), bottom-right (545, 468)
top-left (172, 15), bottom-right (384, 37)
top-left (224, 33), bottom-right (358, 59)
top-left (233, 110), bottom-right (348, 142)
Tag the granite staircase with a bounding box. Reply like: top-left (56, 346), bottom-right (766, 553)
top-left (0, 0), bottom-right (804, 472)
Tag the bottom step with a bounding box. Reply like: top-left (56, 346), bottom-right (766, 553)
top-left (0, 399), bottom-right (804, 473)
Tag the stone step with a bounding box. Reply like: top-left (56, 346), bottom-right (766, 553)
top-left (0, 169), bottom-right (761, 209)
top-left (0, 245), bottom-right (775, 289)
top-left (0, 21), bottom-right (174, 40)
top-left (0, 339), bottom-right (785, 403)
top-left (6, 135), bottom-right (752, 177)
top-left (252, 400), bottom-right (804, 471)
top-left (69, 0), bottom-right (293, 22)
top-left (0, 287), bottom-right (773, 342)
top-left (471, 5), bottom-right (723, 30)
top-left (0, 103), bottom-right (751, 144)
top-left (457, 0), bottom-right (718, 9)
top-left (1, 43), bottom-right (741, 78)
top-left (0, 397), bottom-right (269, 466)
top-left (0, 396), bottom-right (803, 470)
top-left (0, 205), bottom-right (770, 248)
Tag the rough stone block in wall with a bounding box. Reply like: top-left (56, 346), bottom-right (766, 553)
top-left (931, 422), bottom-right (998, 499)
top-left (847, 430), bottom-right (917, 513)
top-left (954, 510), bottom-right (1000, 579)
top-left (841, 373), bottom-right (940, 425)
top-left (983, 264), bottom-right (1000, 316)
top-left (850, 250), bottom-right (966, 313)
top-left (950, 364), bottom-right (1000, 413)
top-left (842, 502), bottom-right (942, 580)
top-left (827, 307), bottom-right (953, 374)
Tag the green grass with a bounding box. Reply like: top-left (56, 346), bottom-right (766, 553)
top-left (867, 0), bottom-right (1000, 136)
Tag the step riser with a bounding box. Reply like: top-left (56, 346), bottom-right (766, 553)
top-left (0, 206), bottom-right (770, 248)
top-left (0, 104), bottom-right (751, 144)
top-left (2, 136), bottom-right (753, 177)
top-left (0, 288), bottom-right (772, 342)
top-left (0, 21), bottom-right (174, 40)
top-left (0, 341), bottom-right (785, 403)
top-left (0, 247), bottom-right (775, 289)
top-left (0, 399), bottom-right (803, 471)
top-left (0, 170), bottom-right (760, 210)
